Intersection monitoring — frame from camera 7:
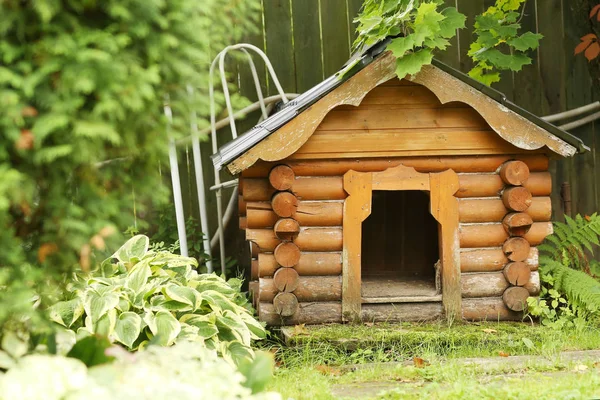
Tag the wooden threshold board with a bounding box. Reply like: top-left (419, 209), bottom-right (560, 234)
top-left (361, 277), bottom-right (440, 304)
top-left (362, 295), bottom-right (443, 304)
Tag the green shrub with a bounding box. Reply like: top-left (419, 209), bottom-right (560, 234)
top-left (0, 342), bottom-right (280, 400)
top-left (0, 0), bottom-right (259, 317)
top-left (49, 235), bottom-right (266, 364)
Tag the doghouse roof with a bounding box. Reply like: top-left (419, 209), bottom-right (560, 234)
top-left (212, 39), bottom-right (588, 174)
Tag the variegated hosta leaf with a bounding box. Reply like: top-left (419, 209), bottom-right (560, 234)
top-left (179, 314), bottom-right (219, 339)
top-left (84, 289), bottom-right (119, 324)
top-left (164, 284), bottom-right (201, 310)
top-left (1, 332), bottom-right (28, 359)
top-left (177, 323), bottom-right (204, 343)
top-left (48, 298), bottom-right (84, 328)
top-left (191, 279), bottom-right (236, 295)
top-left (220, 341), bottom-right (254, 366)
top-left (200, 290), bottom-right (248, 314)
top-left (93, 308), bottom-right (117, 336)
top-left (238, 311), bottom-right (267, 340)
top-left (144, 311), bottom-right (180, 346)
top-left (216, 311), bottom-right (251, 346)
top-left (114, 312), bottom-right (142, 348)
top-left (125, 260), bottom-right (151, 294)
top-left (112, 234), bottom-right (149, 264)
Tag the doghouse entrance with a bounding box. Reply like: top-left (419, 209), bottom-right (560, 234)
top-left (361, 190), bottom-right (441, 303)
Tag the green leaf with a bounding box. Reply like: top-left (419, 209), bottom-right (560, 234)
top-left (522, 337), bottom-right (535, 350)
top-left (179, 314), bottom-right (219, 339)
top-left (67, 335), bottom-right (114, 367)
top-left (48, 298), bottom-right (84, 328)
top-left (387, 36), bottom-right (416, 58)
top-left (144, 311), bottom-right (180, 346)
top-left (113, 234), bottom-right (149, 264)
top-left (93, 308), bottom-right (117, 336)
top-left (114, 312), bottom-right (142, 348)
top-left (439, 7), bottom-right (466, 38)
top-left (84, 289), bottom-right (119, 324)
top-left (126, 261), bottom-right (151, 293)
top-left (220, 341), bottom-right (254, 366)
top-left (395, 49), bottom-right (434, 78)
top-left (164, 284), bottom-right (201, 310)
top-left (238, 351), bottom-right (274, 393)
top-left (508, 32), bottom-right (543, 51)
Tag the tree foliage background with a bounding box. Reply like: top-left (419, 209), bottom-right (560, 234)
top-left (0, 0), bottom-right (260, 321)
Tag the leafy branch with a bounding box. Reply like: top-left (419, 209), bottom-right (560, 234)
top-left (353, 0), bottom-right (542, 86)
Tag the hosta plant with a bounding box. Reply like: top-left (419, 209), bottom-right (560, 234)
top-left (48, 235), bottom-right (265, 364)
top-left (0, 342), bottom-right (280, 400)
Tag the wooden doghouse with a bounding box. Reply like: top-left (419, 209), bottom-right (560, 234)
top-left (213, 46), bottom-right (587, 325)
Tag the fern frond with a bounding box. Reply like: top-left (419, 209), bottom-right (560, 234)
top-left (540, 213), bottom-right (600, 272)
top-left (541, 260), bottom-right (600, 315)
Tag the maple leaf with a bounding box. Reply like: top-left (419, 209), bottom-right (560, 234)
top-left (38, 243), bottom-right (58, 263)
top-left (482, 328), bottom-right (497, 334)
top-left (585, 42), bottom-right (600, 61)
top-left (591, 4), bottom-right (600, 19)
top-left (498, 351), bottom-right (510, 357)
top-left (413, 357), bottom-right (430, 368)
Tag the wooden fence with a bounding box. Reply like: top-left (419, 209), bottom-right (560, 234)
top-left (172, 0), bottom-right (599, 264)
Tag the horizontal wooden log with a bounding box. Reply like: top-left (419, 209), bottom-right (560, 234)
top-left (258, 302), bottom-right (342, 326)
top-left (462, 297), bottom-right (523, 321)
top-left (247, 228), bottom-right (343, 252)
top-left (259, 276), bottom-right (342, 302)
top-left (456, 172), bottom-right (551, 198)
top-left (251, 242), bottom-right (259, 258)
top-left (502, 186), bottom-right (532, 212)
top-left (361, 303), bottom-right (444, 323)
top-left (259, 252), bottom-right (342, 277)
top-left (239, 216), bottom-right (247, 230)
top-left (524, 271), bottom-right (541, 295)
top-left (499, 160), bottom-right (530, 186)
top-left (461, 272), bottom-right (539, 298)
top-left (242, 155), bottom-right (549, 177)
top-left (245, 172), bottom-right (551, 202)
top-left (459, 222), bottom-right (552, 248)
top-left (269, 165), bottom-right (295, 190)
top-left (458, 197), bottom-right (551, 223)
top-left (249, 280), bottom-right (258, 308)
top-left (460, 247), bottom-right (538, 273)
top-left (239, 195), bottom-right (246, 216)
top-left (251, 259), bottom-right (258, 280)
top-left (243, 177), bottom-right (345, 201)
top-left (246, 201), bottom-right (343, 228)
top-left (273, 292), bottom-right (298, 316)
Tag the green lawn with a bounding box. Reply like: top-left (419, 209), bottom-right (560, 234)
top-left (263, 322), bottom-right (600, 399)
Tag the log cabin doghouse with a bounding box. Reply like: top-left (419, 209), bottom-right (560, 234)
top-left (212, 42), bottom-right (588, 326)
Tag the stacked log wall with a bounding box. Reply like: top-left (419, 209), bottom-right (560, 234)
top-left (242, 154), bottom-right (551, 325)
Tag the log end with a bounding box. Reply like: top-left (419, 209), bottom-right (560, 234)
top-left (502, 286), bottom-right (530, 311)
top-left (274, 267), bottom-right (300, 292)
top-left (502, 186), bottom-right (533, 212)
top-left (502, 212), bottom-right (533, 237)
top-left (271, 192), bottom-right (299, 218)
top-left (274, 218), bottom-right (300, 241)
top-left (273, 292), bottom-right (299, 317)
top-left (500, 160), bottom-right (530, 186)
top-left (502, 237), bottom-right (531, 262)
top-left (269, 165), bottom-right (295, 191)
top-left (503, 261), bottom-right (530, 286)
top-left (274, 242), bottom-right (301, 267)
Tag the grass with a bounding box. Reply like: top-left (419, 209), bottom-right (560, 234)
top-left (262, 321), bottom-right (600, 399)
